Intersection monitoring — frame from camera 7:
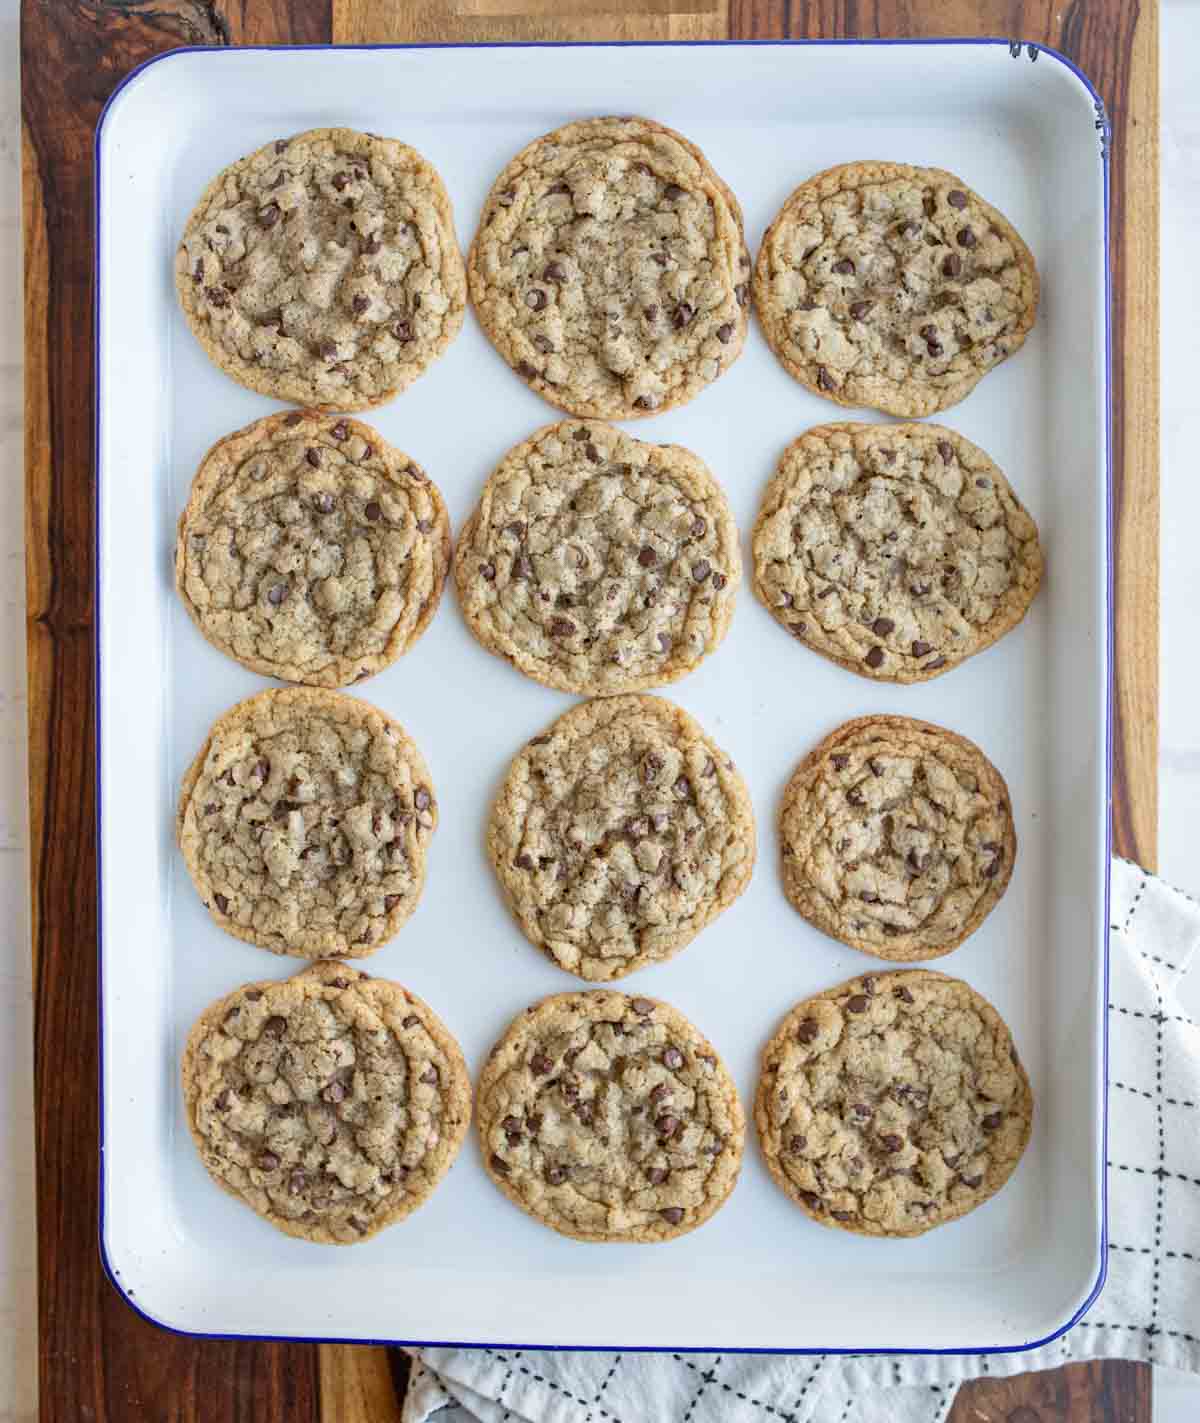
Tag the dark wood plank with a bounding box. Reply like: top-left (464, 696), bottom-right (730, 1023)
top-left (22, 7), bottom-right (332, 1421)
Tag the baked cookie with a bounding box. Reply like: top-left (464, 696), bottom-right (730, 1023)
top-left (488, 695), bottom-right (755, 981)
top-left (780, 716), bottom-right (1014, 961)
top-left (175, 128), bottom-right (466, 410)
top-left (478, 991), bottom-right (744, 1242)
top-left (176, 410), bottom-right (450, 687)
top-left (454, 420), bottom-right (740, 695)
top-left (182, 961), bottom-right (471, 1243)
top-left (178, 688), bottom-right (436, 958)
top-left (756, 969), bottom-right (1032, 1237)
top-left (753, 162), bottom-right (1039, 417)
top-left (751, 422), bottom-right (1042, 682)
top-left (468, 116), bottom-right (748, 418)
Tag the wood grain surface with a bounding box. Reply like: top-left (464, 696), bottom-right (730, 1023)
top-left (22, 2), bottom-right (1157, 1420)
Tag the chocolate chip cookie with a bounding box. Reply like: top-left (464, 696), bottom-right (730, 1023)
top-left (454, 420), bottom-right (740, 695)
top-left (177, 688), bottom-right (437, 958)
top-left (478, 991), bottom-right (744, 1242)
top-left (175, 128), bottom-right (466, 410)
top-left (468, 116), bottom-right (748, 418)
top-left (176, 410), bottom-right (450, 687)
top-left (780, 716), bottom-right (1015, 960)
top-left (756, 969), bottom-right (1032, 1237)
top-left (488, 695), bottom-right (755, 981)
top-left (753, 162), bottom-right (1039, 417)
top-left (752, 422), bottom-right (1042, 682)
top-left (182, 961), bottom-right (471, 1243)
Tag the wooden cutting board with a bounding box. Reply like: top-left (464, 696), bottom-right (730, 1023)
top-left (21, 1), bottom-right (1157, 1419)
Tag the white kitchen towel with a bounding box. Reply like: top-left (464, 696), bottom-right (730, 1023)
top-left (403, 857), bottom-right (1200, 1423)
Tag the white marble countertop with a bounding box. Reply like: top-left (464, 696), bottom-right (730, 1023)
top-left (1, 6), bottom-right (1197, 1419)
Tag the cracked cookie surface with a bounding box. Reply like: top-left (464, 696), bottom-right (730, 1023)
top-left (178, 688), bottom-right (437, 958)
top-left (176, 410), bottom-right (450, 687)
top-left (780, 716), bottom-right (1014, 961)
top-left (182, 961), bottom-right (470, 1243)
top-left (756, 969), bottom-right (1032, 1237)
top-left (488, 695), bottom-right (755, 981)
top-left (753, 162), bottom-right (1038, 417)
top-left (752, 422), bottom-right (1042, 683)
top-left (175, 128), bottom-right (466, 410)
top-left (455, 420), bottom-right (740, 695)
top-left (478, 991), bottom-right (743, 1242)
top-left (468, 116), bottom-right (748, 419)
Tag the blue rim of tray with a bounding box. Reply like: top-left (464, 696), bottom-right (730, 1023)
top-left (92, 35), bottom-right (1114, 1357)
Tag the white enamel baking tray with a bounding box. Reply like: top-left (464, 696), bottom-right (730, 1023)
top-left (95, 39), bottom-right (1110, 1353)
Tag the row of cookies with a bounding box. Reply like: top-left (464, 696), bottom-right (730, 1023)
top-left (177, 688), bottom-right (1013, 975)
top-left (175, 119), bottom-right (1039, 421)
top-left (175, 411), bottom-right (1043, 694)
top-left (184, 968), bottom-right (1031, 1246)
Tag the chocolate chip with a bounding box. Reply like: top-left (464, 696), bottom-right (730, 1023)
top-left (319, 340), bottom-right (338, 362)
top-left (947, 189), bottom-right (968, 210)
top-left (831, 1210), bottom-right (855, 1221)
top-left (530, 1053), bottom-right (552, 1075)
top-left (392, 319), bottom-right (413, 344)
top-left (660, 1207), bottom-right (684, 1225)
top-left (923, 656), bottom-right (947, 670)
top-left (711, 573), bottom-right (727, 591)
top-left (327, 421), bottom-right (349, 443)
top-left (332, 171), bottom-right (349, 191)
top-left (846, 995), bottom-right (869, 1014)
top-left (479, 562), bottom-right (497, 583)
top-left (384, 894), bottom-right (400, 912)
top-left (865, 646), bottom-right (885, 669)
top-left (633, 394), bottom-right (658, 411)
top-left (351, 294), bottom-right (369, 315)
top-left (656, 1115), bottom-right (680, 1139)
top-left (497, 189), bottom-right (515, 208)
top-left (549, 616), bottom-right (575, 638)
top-left (283, 413), bottom-right (303, 427)
top-left (908, 849), bottom-right (928, 873)
top-left (657, 633), bottom-right (672, 653)
top-left (662, 1046), bottom-right (684, 1070)
top-left (672, 302), bottom-right (695, 329)
top-left (545, 1164), bottom-right (567, 1185)
top-left (832, 258), bottom-right (855, 275)
top-left (880, 1134), bottom-right (903, 1154)
top-left (525, 289), bottom-right (547, 312)
top-left (420, 1066), bottom-right (439, 1086)
top-left (490, 1154), bottom-right (509, 1174)
top-left (717, 323), bottom-right (734, 344)
top-left (850, 1102), bottom-right (873, 1122)
top-left (796, 1019), bottom-right (820, 1044)
top-left (872, 617), bottom-right (894, 637)
top-left (849, 300), bottom-right (874, 320)
top-left (665, 184), bottom-right (686, 200)
top-left (414, 787), bottom-right (431, 812)
top-left (402, 1014), bottom-right (420, 1029)
top-left (205, 286), bottom-right (230, 308)
top-left (788, 1134), bottom-right (808, 1155)
top-left (735, 283), bottom-right (748, 307)
top-left (959, 1173), bottom-right (983, 1188)
top-left (213, 893), bottom-right (229, 913)
top-left (364, 234), bottom-right (381, 254)
top-left (258, 202), bottom-right (281, 228)
top-left (957, 227), bottom-right (977, 248)
top-left (632, 998), bottom-right (654, 1016)
top-left (192, 259), bottom-right (204, 283)
top-left (548, 182), bottom-right (570, 196)
top-left (926, 338), bottom-right (944, 357)
top-left (895, 986), bottom-right (915, 1004)
top-left (302, 446), bottom-right (321, 470)
top-left (832, 754), bottom-right (849, 771)
top-left (860, 892), bottom-right (880, 904)
top-left (942, 253), bottom-right (962, 278)
top-left (847, 787), bottom-right (864, 807)
top-left (543, 261), bottom-right (566, 282)
top-left (817, 366), bottom-right (836, 392)
top-left (800, 1191), bottom-right (823, 1212)
top-left (258, 1151), bottom-right (280, 1171)
top-left (982, 1112), bottom-right (1004, 1131)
